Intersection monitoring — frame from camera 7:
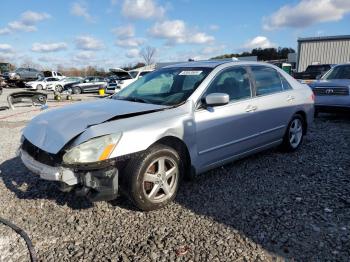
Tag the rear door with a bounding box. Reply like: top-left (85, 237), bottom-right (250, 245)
top-left (194, 66), bottom-right (261, 169)
top-left (249, 66), bottom-right (296, 145)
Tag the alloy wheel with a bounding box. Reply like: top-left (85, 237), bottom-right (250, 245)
top-left (289, 118), bottom-right (303, 148)
top-left (142, 156), bottom-right (179, 204)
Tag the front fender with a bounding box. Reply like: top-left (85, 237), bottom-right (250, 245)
top-left (71, 102), bottom-right (195, 159)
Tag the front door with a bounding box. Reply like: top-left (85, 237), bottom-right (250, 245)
top-left (194, 66), bottom-right (261, 169)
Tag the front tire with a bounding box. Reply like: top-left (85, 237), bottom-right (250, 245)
top-left (281, 114), bottom-right (304, 152)
top-left (37, 84), bottom-right (43, 90)
top-left (123, 145), bottom-right (182, 211)
top-left (55, 85), bottom-right (63, 93)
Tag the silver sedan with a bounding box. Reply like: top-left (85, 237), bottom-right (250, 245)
top-left (20, 61), bottom-right (314, 211)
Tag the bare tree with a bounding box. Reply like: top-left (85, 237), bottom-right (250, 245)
top-left (141, 46), bottom-right (156, 65)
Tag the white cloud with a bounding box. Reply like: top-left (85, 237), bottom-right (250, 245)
top-left (0, 28), bottom-right (11, 35)
top-left (74, 51), bottom-right (96, 61)
top-left (149, 20), bottom-right (214, 44)
top-left (32, 42), bottom-right (68, 52)
top-left (115, 38), bottom-right (144, 47)
top-left (243, 36), bottom-right (275, 49)
top-left (8, 21), bottom-right (36, 32)
top-left (126, 48), bottom-right (140, 58)
top-left (112, 24), bottom-right (135, 39)
top-left (21, 11), bottom-right (50, 24)
top-left (110, 0), bottom-right (118, 5)
top-left (263, 0), bottom-right (350, 30)
top-left (0, 11), bottom-right (50, 34)
top-left (209, 24), bottom-right (219, 31)
top-left (0, 44), bottom-right (13, 52)
top-left (122, 0), bottom-right (165, 19)
top-left (201, 45), bottom-right (226, 55)
top-left (70, 2), bottom-right (94, 22)
top-left (75, 36), bottom-right (104, 50)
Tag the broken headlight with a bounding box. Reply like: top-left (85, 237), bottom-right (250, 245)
top-left (63, 133), bottom-right (122, 164)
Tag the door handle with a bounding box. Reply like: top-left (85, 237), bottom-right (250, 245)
top-left (245, 105), bottom-right (258, 112)
top-left (287, 95), bottom-right (295, 102)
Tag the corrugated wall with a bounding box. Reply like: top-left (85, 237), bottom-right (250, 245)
top-left (298, 40), bottom-right (350, 72)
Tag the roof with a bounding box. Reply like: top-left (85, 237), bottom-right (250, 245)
top-left (163, 60), bottom-right (232, 69)
top-left (298, 35), bottom-right (350, 43)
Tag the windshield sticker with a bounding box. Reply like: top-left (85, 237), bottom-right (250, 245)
top-left (179, 71), bottom-right (203, 76)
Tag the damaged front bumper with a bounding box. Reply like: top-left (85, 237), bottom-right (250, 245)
top-left (20, 149), bottom-right (119, 201)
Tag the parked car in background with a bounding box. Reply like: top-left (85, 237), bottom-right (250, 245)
top-left (105, 76), bottom-right (119, 94)
top-left (25, 77), bottom-right (60, 90)
top-left (0, 76), bottom-right (5, 95)
top-left (70, 76), bottom-right (107, 94)
top-left (109, 68), bottom-right (154, 92)
top-left (20, 61), bottom-right (314, 211)
top-left (4, 67), bottom-right (44, 81)
top-left (309, 64), bottom-right (350, 115)
top-left (47, 77), bottom-right (83, 92)
top-left (293, 64), bottom-right (334, 84)
top-left (0, 63), bottom-right (10, 76)
top-left (42, 71), bottom-right (65, 80)
top-left (63, 78), bottom-right (84, 92)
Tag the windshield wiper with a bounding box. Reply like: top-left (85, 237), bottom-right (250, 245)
top-left (115, 96), bottom-right (149, 104)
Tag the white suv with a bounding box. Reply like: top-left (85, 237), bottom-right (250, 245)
top-left (106, 68), bottom-right (154, 93)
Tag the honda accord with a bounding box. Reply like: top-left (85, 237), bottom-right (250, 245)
top-left (20, 61), bottom-right (314, 211)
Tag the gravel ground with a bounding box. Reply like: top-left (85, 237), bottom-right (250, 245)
top-left (0, 87), bottom-right (349, 261)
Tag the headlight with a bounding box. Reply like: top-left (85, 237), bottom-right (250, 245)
top-left (63, 133), bottom-right (122, 164)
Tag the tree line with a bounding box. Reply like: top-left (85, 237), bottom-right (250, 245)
top-left (211, 47), bottom-right (296, 61)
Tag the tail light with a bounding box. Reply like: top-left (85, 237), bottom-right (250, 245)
top-left (311, 93), bottom-right (315, 101)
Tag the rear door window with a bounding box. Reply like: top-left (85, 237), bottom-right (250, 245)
top-left (280, 74), bottom-right (293, 90)
top-left (250, 66), bottom-right (283, 96)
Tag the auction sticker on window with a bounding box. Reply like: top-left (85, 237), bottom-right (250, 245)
top-left (179, 71), bottom-right (203, 76)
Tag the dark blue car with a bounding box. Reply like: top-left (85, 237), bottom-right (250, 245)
top-left (309, 64), bottom-right (350, 115)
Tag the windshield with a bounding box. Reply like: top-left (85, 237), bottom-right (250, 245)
top-left (322, 65), bottom-right (350, 80)
top-left (129, 71), bottom-right (138, 78)
top-left (113, 67), bottom-right (212, 106)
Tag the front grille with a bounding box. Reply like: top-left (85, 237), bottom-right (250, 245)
top-left (22, 139), bottom-right (62, 166)
top-left (313, 87), bottom-right (349, 96)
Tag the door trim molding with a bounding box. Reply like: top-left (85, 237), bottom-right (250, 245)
top-left (198, 125), bottom-right (285, 155)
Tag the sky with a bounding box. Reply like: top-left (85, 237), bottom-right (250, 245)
top-left (0, 0), bottom-right (350, 69)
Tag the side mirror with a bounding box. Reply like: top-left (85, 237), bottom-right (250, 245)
top-left (316, 74), bottom-right (322, 80)
top-left (204, 93), bottom-right (229, 107)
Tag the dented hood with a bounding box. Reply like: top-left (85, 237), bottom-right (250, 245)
top-left (23, 99), bottom-right (167, 154)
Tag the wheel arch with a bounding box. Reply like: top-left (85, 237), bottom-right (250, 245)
top-left (294, 110), bottom-right (308, 134)
top-left (152, 136), bottom-right (194, 180)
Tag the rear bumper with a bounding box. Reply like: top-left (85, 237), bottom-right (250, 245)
top-left (20, 149), bottom-right (119, 201)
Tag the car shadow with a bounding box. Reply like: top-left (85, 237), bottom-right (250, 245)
top-left (174, 116), bottom-right (350, 260)
top-left (0, 156), bottom-right (93, 209)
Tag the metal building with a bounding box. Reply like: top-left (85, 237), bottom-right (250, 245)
top-left (297, 35), bottom-right (350, 72)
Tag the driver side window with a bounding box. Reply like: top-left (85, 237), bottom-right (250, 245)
top-left (204, 67), bottom-right (252, 102)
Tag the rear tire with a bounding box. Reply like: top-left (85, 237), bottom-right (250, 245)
top-left (122, 144), bottom-right (182, 211)
top-left (281, 114), bottom-right (304, 152)
top-left (72, 87), bottom-right (82, 94)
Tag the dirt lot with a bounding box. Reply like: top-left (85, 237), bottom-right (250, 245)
top-left (0, 87), bottom-right (349, 261)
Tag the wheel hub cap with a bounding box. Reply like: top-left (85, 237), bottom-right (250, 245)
top-left (142, 156), bottom-right (178, 203)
